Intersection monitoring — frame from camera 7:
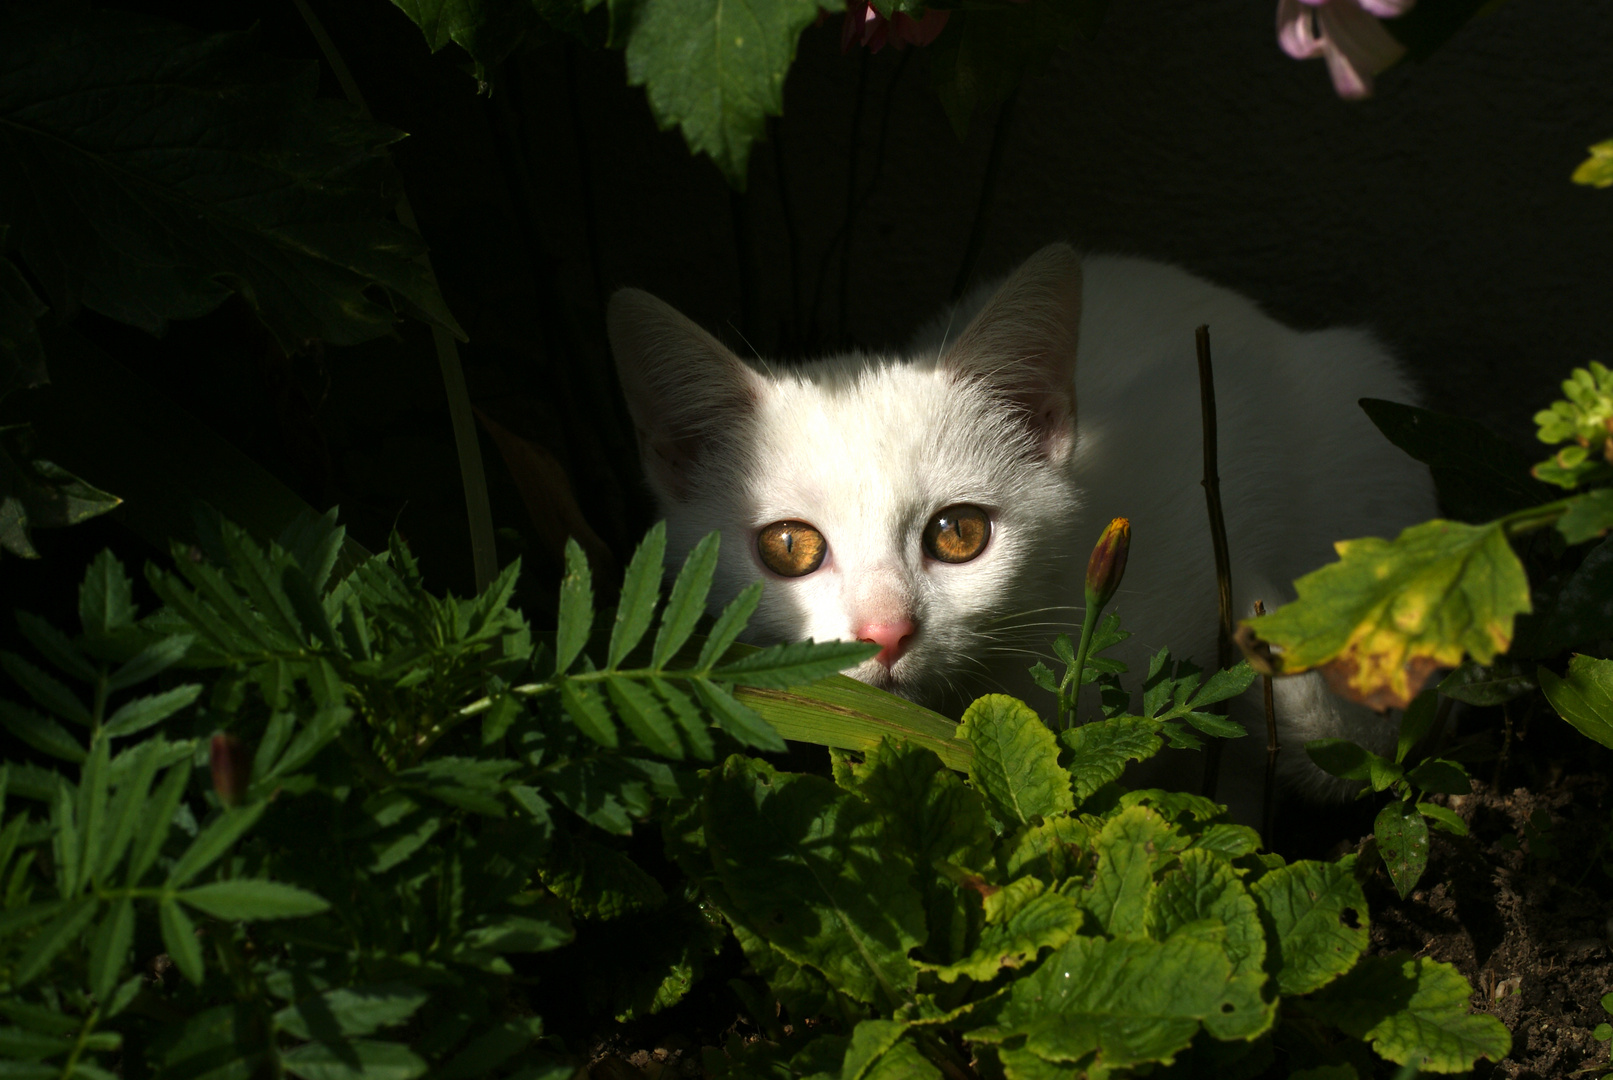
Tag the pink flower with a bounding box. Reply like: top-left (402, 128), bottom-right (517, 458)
top-left (1277, 0), bottom-right (1413, 100)
top-left (841, 0), bottom-right (949, 54)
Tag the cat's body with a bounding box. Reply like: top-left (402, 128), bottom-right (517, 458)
top-left (607, 245), bottom-right (1436, 818)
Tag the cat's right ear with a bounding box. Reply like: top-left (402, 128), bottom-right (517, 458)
top-left (607, 288), bottom-right (765, 503)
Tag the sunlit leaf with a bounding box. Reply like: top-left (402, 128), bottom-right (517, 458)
top-left (609, 521), bottom-right (666, 668)
top-left (1374, 800), bottom-right (1429, 899)
top-left (1308, 955), bottom-right (1511, 1072)
top-left (957, 695), bottom-right (1071, 826)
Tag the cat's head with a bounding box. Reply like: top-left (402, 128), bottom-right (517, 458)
top-left (607, 244), bottom-right (1086, 710)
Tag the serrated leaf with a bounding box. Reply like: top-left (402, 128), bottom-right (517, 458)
top-left (1084, 804), bottom-right (1177, 937)
top-left (711, 639), bottom-right (880, 688)
top-left (102, 684), bottom-right (202, 739)
top-left (127, 758), bottom-right (191, 885)
top-left (923, 878), bottom-right (1083, 983)
top-left (159, 899), bottom-right (204, 983)
top-left (283, 1039), bottom-right (429, 1080)
top-left (701, 757), bottom-right (926, 1007)
top-left (274, 984), bottom-right (429, 1041)
top-left (260, 705), bottom-right (351, 781)
top-left (1, 651), bottom-right (90, 724)
top-left (1308, 955), bottom-right (1511, 1071)
top-left (13, 896), bottom-right (97, 987)
top-left (79, 550), bottom-right (134, 636)
top-left (1375, 800), bottom-right (1430, 899)
top-left (0, 8), bottom-right (462, 351)
top-left (1242, 520), bottom-right (1531, 710)
top-left (555, 539), bottom-right (593, 676)
top-left (610, 521), bottom-right (666, 668)
top-left (282, 563), bottom-right (337, 650)
top-left (654, 534), bottom-right (720, 668)
top-left (958, 695), bottom-right (1071, 826)
top-left (0, 699), bottom-right (86, 762)
top-left (851, 738), bottom-right (994, 872)
top-left (1249, 857), bottom-right (1368, 996)
top-left (696, 581), bottom-right (762, 669)
top-left (605, 675), bottom-right (682, 758)
top-left (1540, 654), bottom-right (1613, 749)
top-left (1188, 660), bottom-right (1258, 709)
top-left (14, 610), bottom-right (96, 682)
top-left (540, 838), bottom-right (665, 921)
top-left (1060, 715), bottom-right (1162, 802)
top-left (105, 634), bottom-right (194, 694)
top-left (88, 897), bottom-right (133, 1001)
top-left (98, 743), bottom-right (163, 882)
top-left (158, 1003), bottom-right (274, 1080)
top-left (651, 677), bottom-right (715, 760)
top-left (166, 803), bottom-right (267, 888)
top-left (1559, 488), bottom-right (1613, 545)
top-left (560, 678), bottom-right (618, 748)
top-left (76, 735), bottom-right (110, 893)
top-left (176, 879), bottom-right (329, 920)
top-left (691, 678), bottom-right (786, 752)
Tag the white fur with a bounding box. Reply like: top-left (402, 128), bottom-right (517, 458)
top-left (608, 246), bottom-right (1436, 820)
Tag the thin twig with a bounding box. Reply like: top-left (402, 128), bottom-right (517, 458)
top-left (291, 0), bottom-right (497, 591)
top-left (950, 87), bottom-right (1018, 302)
top-left (1255, 599), bottom-right (1278, 844)
top-left (1196, 325), bottom-right (1236, 799)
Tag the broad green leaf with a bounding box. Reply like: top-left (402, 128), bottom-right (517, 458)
top-left (560, 679), bottom-right (618, 748)
top-left (958, 695), bottom-right (1072, 826)
top-left (851, 738), bottom-right (994, 872)
top-left (159, 899), bottom-right (204, 983)
top-left (1375, 800), bottom-right (1430, 900)
top-left (282, 1039), bottom-right (429, 1080)
top-left (1060, 716), bottom-right (1162, 802)
top-left (1243, 520), bottom-right (1530, 710)
top-left (158, 1004), bottom-right (275, 1080)
top-left (540, 839), bottom-right (666, 920)
top-left (14, 610), bottom-right (96, 682)
top-left (555, 539), bottom-right (593, 676)
top-left (733, 672), bottom-right (968, 770)
top-left (0, 440), bottom-right (122, 561)
top-left (1, 651), bottom-right (89, 724)
top-left (384, 0), bottom-right (546, 69)
top-left (654, 532), bottom-right (720, 667)
top-left (1574, 138), bottom-right (1613, 187)
top-left (692, 678), bottom-right (786, 752)
top-left (1417, 801), bottom-right (1468, 836)
top-left (841, 1020), bottom-right (915, 1080)
top-left (13, 896), bottom-right (97, 987)
top-left (274, 984), bottom-right (429, 1040)
top-left (0, 8), bottom-right (462, 351)
top-left (166, 803), bottom-right (268, 888)
top-left (623, 0), bottom-right (824, 187)
top-left (701, 757), bottom-right (926, 1008)
top-left (1396, 688), bottom-right (1441, 762)
top-left (1248, 857), bottom-right (1368, 996)
top-left (712, 640), bottom-right (880, 688)
top-left (1083, 804), bottom-right (1178, 938)
top-left (1404, 759), bottom-right (1471, 795)
top-left (697, 581), bottom-right (762, 669)
top-left (458, 912), bottom-right (574, 954)
top-left (1558, 488), bottom-right (1613, 545)
top-left (436, 1018), bottom-right (545, 1080)
top-left (1003, 815), bottom-right (1094, 882)
top-left (105, 634), bottom-right (194, 693)
top-left (922, 878), bottom-right (1084, 983)
top-left (0, 699), bottom-right (86, 762)
top-left (87, 897), bottom-right (134, 1001)
top-left (1434, 659), bottom-right (1534, 708)
top-left (605, 675), bottom-right (683, 759)
top-left (1540, 654), bottom-right (1613, 748)
top-left (968, 934), bottom-right (1230, 1071)
top-left (102, 685), bottom-right (203, 739)
top-left (176, 880), bottom-right (330, 920)
top-left (1308, 955), bottom-right (1511, 1071)
top-left (79, 550), bottom-right (135, 636)
top-left (609, 521), bottom-right (666, 668)
top-left (127, 758), bottom-right (191, 885)
top-left (0, 247), bottom-right (47, 400)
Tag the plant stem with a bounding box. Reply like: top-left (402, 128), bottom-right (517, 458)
top-left (1254, 599), bottom-right (1278, 845)
top-left (56, 1005), bottom-right (100, 1080)
top-left (1062, 601), bottom-right (1102, 730)
top-left (1196, 326), bottom-right (1236, 799)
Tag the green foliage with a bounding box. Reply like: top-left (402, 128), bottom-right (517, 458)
top-left (1575, 138), bottom-right (1613, 188)
top-left (1539, 653), bottom-right (1613, 749)
top-left (1533, 362), bottom-right (1613, 489)
top-left (0, 426), bottom-right (121, 561)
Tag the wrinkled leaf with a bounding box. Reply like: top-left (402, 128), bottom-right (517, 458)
top-left (958, 695), bottom-right (1071, 826)
top-left (1308, 954), bottom-right (1511, 1071)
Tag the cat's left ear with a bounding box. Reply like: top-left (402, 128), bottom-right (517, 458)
top-left (941, 243), bottom-right (1082, 464)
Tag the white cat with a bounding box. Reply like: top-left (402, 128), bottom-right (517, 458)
top-left (606, 244), bottom-right (1436, 817)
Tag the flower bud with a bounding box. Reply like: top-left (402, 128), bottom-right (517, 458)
top-left (210, 733), bottom-right (250, 808)
top-left (1084, 517), bottom-right (1130, 611)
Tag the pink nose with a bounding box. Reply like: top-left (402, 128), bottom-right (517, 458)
top-left (857, 619), bottom-right (916, 669)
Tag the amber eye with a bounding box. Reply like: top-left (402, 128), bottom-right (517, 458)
top-left (756, 521), bottom-right (828, 577)
top-left (923, 504), bottom-right (990, 564)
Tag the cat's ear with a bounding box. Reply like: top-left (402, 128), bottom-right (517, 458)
top-left (607, 288), bottom-right (765, 502)
top-left (941, 243), bottom-right (1082, 464)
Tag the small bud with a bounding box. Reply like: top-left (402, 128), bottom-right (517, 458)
top-left (1084, 517), bottom-right (1131, 611)
top-left (210, 733), bottom-right (250, 808)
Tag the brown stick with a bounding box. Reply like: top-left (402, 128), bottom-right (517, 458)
top-left (1197, 325), bottom-right (1236, 799)
top-left (1255, 600), bottom-right (1279, 845)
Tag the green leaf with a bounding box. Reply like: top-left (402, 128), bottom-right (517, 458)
top-left (52, 775), bottom-right (80, 896)
top-left (0, 8), bottom-right (462, 351)
top-left (79, 550), bottom-right (135, 636)
top-left (1060, 715), bottom-right (1162, 802)
top-left (733, 671), bottom-right (969, 770)
top-left (540, 839), bottom-right (665, 921)
top-left (385, 0), bottom-right (546, 69)
top-left (1404, 758), bottom-right (1471, 795)
top-left (711, 639), bottom-right (879, 688)
top-left (605, 675), bottom-right (683, 759)
top-left (99, 743), bottom-right (164, 881)
top-left (1188, 660), bottom-right (1259, 709)
top-left (13, 896), bottom-right (97, 987)
top-left (922, 878), bottom-right (1084, 983)
top-left (105, 634), bottom-right (194, 693)
top-left (166, 803), bottom-right (268, 888)
top-left (623, 0), bottom-right (823, 187)
top-left (554, 538), bottom-right (593, 676)
top-left (968, 934), bottom-right (1230, 1071)
top-left (0, 698), bottom-right (86, 762)
top-left (842, 1020), bottom-right (919, 1080)
top-left (1416, 801), bottom-right (1468, 836)
top-left (274, 984), bottom-right (429, 1041)
top-left (653, 532), bottom-right (720, 668)
top-left (102, 685), bottom-right (202, 739)
top-left (850, 738), bottom-right (994, 874)
top-left (159, 899), bottom-right (204, 984)
top-left (176, 879), bottom-right (330, 920)
top-left (1, 651), bottom-right (90, 724)
top-left (1375, 800), bottom-right (1430, 899)
top-left (127, 758), bottom-right (192, 885)
top-left (1248, 857), bottom-right (1368, 996)
top-left (260, 706), bottom-right (351, 781)
top-left (1242, 519), bottom-right (1531, 710)
top-left (1435, 659), bottom-right (1535, 708)
top-left (1396, 688), bottom-right (1440, 762)
top-left (610, 521), bottom-right (666, 668)
top-left (697, 581), bottom-right (762, 669)
top-left (1083, 804), bottom-right (1177, 937)
top-left (282, 1039), bottom-right (429, 1080)
top-left (692, 678), bottom-right (786, 752)
top-left (14, 610), bottom-right (96, 682)
top-left (560, 678), bottom-right (618, 748)
top-left (701, 757), bottom-right (926, 1008)
top-left (1558, 488), bottom-right (1613, 545)
top-left (652, 677), bottom-right (715, 760)
top-left (957, 695), bottom-right (1072, 826)
top-left (76, 734), bottom-right (110, 891)
top-left (1539, 654), bottom-right (1613, 749)
top-left (87, 897), bottom-right (133, 1002)
top-left (459, 912), bottom-right (574, 953)
top-left (158, 1004), bottom-right (274, 1080)
top-left (436, 1018), bottom-right (544, 1080)
top-left (0, 247), bottom-right (48, 401)
top-left (1307, 955), bottom-right (1511, 1071)
top-left (1574, 138), bottom-right (1613, 188)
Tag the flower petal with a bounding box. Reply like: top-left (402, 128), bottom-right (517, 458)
top-left (1277, 0), bottom-right (1325, 59)
top-left (1318, 0), bottom-right (1407, 85)
top-left (1358, 0), bottom-right (1414, 16)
